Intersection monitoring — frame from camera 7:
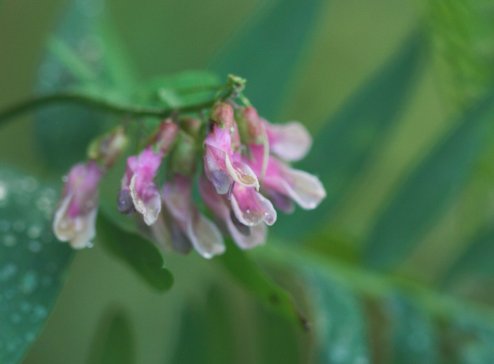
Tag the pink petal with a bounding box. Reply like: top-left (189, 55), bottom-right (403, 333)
top-left (265, 120), bottom-right (312, 162)
top-left (230, 184), bottom-right (277, 227)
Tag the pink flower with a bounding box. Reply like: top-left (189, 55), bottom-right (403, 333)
top-left (230, 183), bottom-right (277, 227)
top-left (204, 123), bottom-right (259, 195)
top-left (243, 106), bottom-right (311, 162)
top-left (249, 144), bottom-right (326, 211)
top-left (53, 161), bottom-right (103, 249)
top-left (199, 176), bottom-right (266, 249)
top-left (118, 147), bottom-right (163, 225)
top-left (162, 174), bottom-right (225, 259)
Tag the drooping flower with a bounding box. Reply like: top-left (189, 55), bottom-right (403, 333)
top-left (118, 121), bottom-right (178, 225)
top-left (162, 174), bottom-right (225, 259)
top-left (203, 103), bottom-right (259, 195)
top-left (53, 161), bottom-right (103, 249)
top-left (118, 147), bottom-right (163, 225)
top-left (248, 144), bottom-right (326, 211)
top-left (199, 175), bottom-right (266, 249)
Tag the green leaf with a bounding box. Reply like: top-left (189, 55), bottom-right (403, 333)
top-left (0, 168), bottom-right (73, 364)
top-left (170, 286), bottom-right (236, 364)
top-left (34, 0), bottom-right (136, 173)
top-left (88, 308), bottom-right (136, 364)
top-left (96, 213), bottom-right (173, 292)
top-left (212, 0), bottom-right (324, 117)
top-left (385, 294), bottom-right (438, 364)
top-left (364, 90), bottom-right (494, 270)
top-left (274, 31), bottom-right (425, 240)
top-left (441, 227), bottom-right (494, 288)
top-left (444, 314), bottom-right (494, 364)
top-left (306, 270), bottom-right (370, 364)
top-left (219, 242), bottom-right (305, 329)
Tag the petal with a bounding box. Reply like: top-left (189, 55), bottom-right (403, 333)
top-left (69, 208), bottom-right (97, 249)
top-left (265, 121), bottom-right (312, 161)
top-left (53, 193), bottom-right (74, 242)
top-left (130, 175), bottom-right (161, 225)
top-left (231, 184), bottom-right (277, 227)
top-left (275, 167), bottom-right (326, 210)
top-left (225, 153), bottom-right (259, 189)
top-left (186, 211), bottom-right (225, 259)
top-left (227, 211), bottom-right (267, 249)
top-left (149, 214), bottom-right (173, 253)
top-left (266, 190), bottom-right (295, 213)
top-left (200, 175), bottom-right (266, 249)
top-left (204, 144), bottom-right (232, 195)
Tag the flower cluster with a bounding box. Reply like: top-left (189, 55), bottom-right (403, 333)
top-left (53, 101), bottom-right (326, 258)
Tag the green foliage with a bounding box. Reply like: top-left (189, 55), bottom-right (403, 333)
top-left (88, 309), bottom-right (136, 364)
top-left (4, 0), bottom-right (494, 363)
top-left (0, 168), bottom-right (73, 364)
top-left (212, 0), bottom-right (324, 117)
top-left (97, 214), bottom-right (173, 292)
top-left (364, 91), bottom-right (494, 270)
top-left (275, 31), bottom-right (426, 240)
top-left (34, 0), bottom-right (133, 174)
top-left (219, 242), bottom-right (305, 329)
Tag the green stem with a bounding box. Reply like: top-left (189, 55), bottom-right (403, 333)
top-left (0, 91), bottom-right (216, 127)
top-left (255, 243), bottom-right (494, 325)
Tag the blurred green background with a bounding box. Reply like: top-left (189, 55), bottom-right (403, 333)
top-left (2, 0), bottom-right (494, 363)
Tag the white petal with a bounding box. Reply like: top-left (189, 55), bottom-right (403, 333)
top-left (227, 217), bottom-right (267, 250)
top-left (225, 153), bottom-right (259, 190)
top-left (281, 168), bottom-right (326, 209)
top-left (269, 121), bottom-right (312, 161)
top-left (130, 175), bottom-right (161, 225)
top-left (69, 208), bottom-right (98, 249)
top-left (186, 212), bottom-right (225, 259)
top-left (53, 193), bottom-right (73, 242)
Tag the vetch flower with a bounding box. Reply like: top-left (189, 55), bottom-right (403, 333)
top-left (204, 103), bottom-right (259, 194)
top-left (118, 147), bottom-right (163, 225)
top-left (162, 174), bottom-right (225, 259)
top-left (53, 161), bottom-right (103, 249)
top-left (118, 121), bottom-right (178, 225)
top-left (248, 144), bottom-right (326, 211)
top-left (199, 175), bottom-right (266, 249)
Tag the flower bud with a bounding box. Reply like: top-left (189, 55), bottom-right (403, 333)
top-left (169, 132), bottom-right (197, 176)
top-left (243, 106), bottom-right (265, 144)
top-left (211, 102), bottom-right (235, 130)
top-left (88, 127), bottom-right (127, 169)
top-left (153, 119), bottom-right (179, 153)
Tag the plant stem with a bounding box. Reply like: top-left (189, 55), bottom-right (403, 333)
top-left (0, 91), bottom-right (216, 127)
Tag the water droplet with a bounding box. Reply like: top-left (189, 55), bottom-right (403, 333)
top-left (0, 263), bottom-right (17, 281)
top-left (10, 313), bottom-right (21, 324)
top-left (20, 271), bottom-right (38, 294)
top-left (13, 220), bottom-right (26, 232)
top-left (3, 234), bottom-right (17, 247)
top-left (27, 225), bottom-right (42, 239)
top-left (28, 240), bottom-right (42, 253)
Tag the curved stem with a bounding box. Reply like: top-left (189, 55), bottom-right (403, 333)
top-left (0, 91), bottom-right (216, 127)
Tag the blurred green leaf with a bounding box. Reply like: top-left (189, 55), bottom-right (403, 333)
top-left (364, 91), bottom-right (494, 270)
top-left (428, 0), bottom-right (494, 107)
top-left (97, 213), bottom-right (173, 291)
top-left (88, 308), bottom-right (135, 364)
top-left (34, 0), bottom-right (136, 174)
top-left (385, 294), bottom-right (438, 364)
top-left (212, 0), bottom-right (324, 117)
top-left (441, 227), bottom-right (494, 288)
top-left (443, 314), bottom-right (494, 364)
top-left (0, 168), bottom-right (73, 364)
top-left (170, 286), bottom-right (235, 364)
top-left (306, 270), bottom-right (370, 364)
top-left (275, 31), bottom-right (425, 240)
top-left (219, 243), bottom-right (305, 329)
